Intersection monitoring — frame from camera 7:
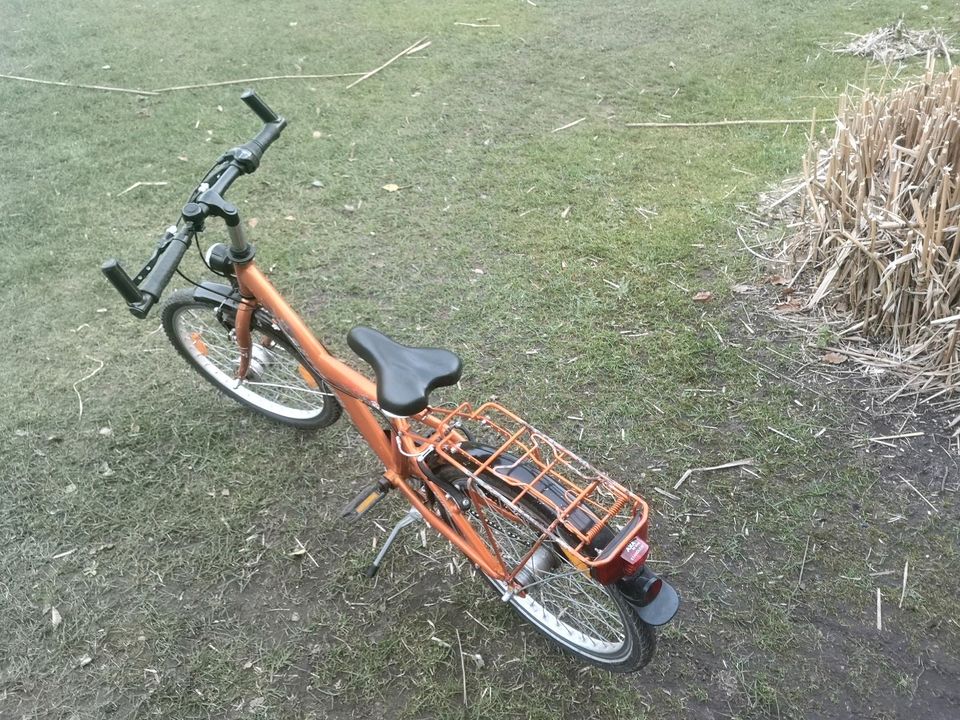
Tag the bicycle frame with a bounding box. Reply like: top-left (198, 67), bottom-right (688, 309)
top-left (231, 256), bottom-right (655, 589)
top-left (231, 259), bottom-right (513, 579)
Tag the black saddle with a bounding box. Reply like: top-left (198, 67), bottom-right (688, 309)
top-left (347, 326), bottom-right (463, 416)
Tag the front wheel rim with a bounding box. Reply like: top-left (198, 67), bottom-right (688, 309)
top-left (172, 305), bottom-right (329, 421)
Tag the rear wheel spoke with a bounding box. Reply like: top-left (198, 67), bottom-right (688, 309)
top-left (477, 496), bottom-right (628, 649)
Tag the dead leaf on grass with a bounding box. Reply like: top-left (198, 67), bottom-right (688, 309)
top-left (382, 183), bottom-right (400, 192)
top-left (51, 606), bottom-right (62, 628)
top-left (692, 290), bottom-right (713, 303)
top-left (76, 654), bottom-right (93, 669)
top-left (247, 217), bottom-right (259, 229)
top-left (821, 351), bottom-right (849, 365)
top-left (774, 299), bottom-right (805, 314)
top-left (765, 274), bottom-right (789, 286)
top-left (731, 284), bottom-right (758, 294)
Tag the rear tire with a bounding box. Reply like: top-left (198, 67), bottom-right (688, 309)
top-left (434, 466), bottom-right (656, 672)
top-left (161, 288), bottom-right (342, 429)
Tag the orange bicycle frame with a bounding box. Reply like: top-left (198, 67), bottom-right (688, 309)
top-left (232, 260), bottom-right (511, 579)
top-left (229, 251), bottom-right (653, 591)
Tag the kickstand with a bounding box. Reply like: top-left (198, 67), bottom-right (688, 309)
top-left (365, 508), bottom-right (422, 578)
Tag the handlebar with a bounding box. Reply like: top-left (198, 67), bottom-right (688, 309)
top-left (101, 90), bottom-right (286, 318)
top-left (241, 89), bottom-right (279, 123)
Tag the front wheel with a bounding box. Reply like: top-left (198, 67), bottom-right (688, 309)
top-left (161, 288), bottom-right (342, 429)
top-left (434, 466), bottom-right (656, 672)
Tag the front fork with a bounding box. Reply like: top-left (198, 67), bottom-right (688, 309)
top-left (233, 289), bottom-right (256, 379)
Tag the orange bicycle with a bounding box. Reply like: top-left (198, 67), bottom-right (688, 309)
top-left (102, 91), bottom-right (679, 672)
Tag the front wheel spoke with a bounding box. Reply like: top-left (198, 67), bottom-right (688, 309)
top-left (244, 383), bottom-right (315, 410)
top-left (203, 343), bottom-right (239, 365)
top-left (257, 370), bottom-right (325, 403)
top-left (180, 329), bottom-right (235, 361)
top-left (242, 379), bottom-right (321, 397)
top-left (247, 382), bottom-right (323, 409)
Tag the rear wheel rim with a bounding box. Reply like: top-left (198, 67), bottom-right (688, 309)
top-left (171, 304), bottom-right (329, 421)
top-left (477, 498), bottom-right (631, 661)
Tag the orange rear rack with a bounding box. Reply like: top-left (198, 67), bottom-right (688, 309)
top-left (408, 402), bottom-right (649, 575)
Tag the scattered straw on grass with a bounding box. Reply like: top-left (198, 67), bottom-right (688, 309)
top-left (828, 18), bottom-right (955, 63)
top-left (0, 73), bottom-right (158, 96)
top-left (345, 37), bottom-right (430, 90)
top-left (1, 37), bottom-right (432, 96)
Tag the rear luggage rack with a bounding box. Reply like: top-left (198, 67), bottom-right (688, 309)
top-left (409, 402), bottom-right (650, 575)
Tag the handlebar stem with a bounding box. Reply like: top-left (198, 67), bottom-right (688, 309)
top-left (227, 224), bottom-right (254, 262)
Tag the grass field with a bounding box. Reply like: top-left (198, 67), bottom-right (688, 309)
top-left (2, 1), bottom-right (959, 718)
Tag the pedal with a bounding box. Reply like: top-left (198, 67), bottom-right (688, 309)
top-left (340, 480), bottom-right (390, 522)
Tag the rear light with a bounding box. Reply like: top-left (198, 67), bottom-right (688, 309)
top-left (641, 575), bottom-right (663, 604)
top-left (616, 566), bottom-right (667, 609)
top-left (591, 536), bottom-right (649, 585)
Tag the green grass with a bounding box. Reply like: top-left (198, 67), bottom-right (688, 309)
top-left (2, 1), bottom-right (959, 718)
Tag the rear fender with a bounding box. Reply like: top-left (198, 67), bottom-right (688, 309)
top-left (616, 566), bottom-right (680, 626)
top-left (457, 443), bottom-right (614, 549)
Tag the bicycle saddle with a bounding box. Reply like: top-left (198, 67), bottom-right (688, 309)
top-left (347, 326), bottom-right (463, 416)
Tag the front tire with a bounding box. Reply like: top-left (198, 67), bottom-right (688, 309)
top-left (434, 466), bottom-right (656, 672)
top-left (161, 288), bottom-right (342, 429)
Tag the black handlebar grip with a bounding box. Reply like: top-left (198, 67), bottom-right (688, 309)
top-left (101, 259), bottom-right (145, 305)
top-left (129, 295), bottom-right (156, 320)
top-left (138, 232), bottom-right (192, 307)
top-left (240, 89), bottom-right (279, 124)
top-left (249, 121), bottom-right (285, 155)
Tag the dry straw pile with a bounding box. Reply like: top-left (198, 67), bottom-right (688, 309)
top-left (829, 19), bottom-right (954, 63)
top-left (781, 65), bottom-right (960, 406)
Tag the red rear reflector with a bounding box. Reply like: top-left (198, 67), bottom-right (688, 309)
top-left (621, 537), bottom-right (649, 565)
top-left (620, 537), bottom-right (649, 577)
top-left (591, 536), bottom-right (650, 585)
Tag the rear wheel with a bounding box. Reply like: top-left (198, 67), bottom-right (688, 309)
top-left (161, 288), bottom-right (341, 429)
top-left (434, 466), bottom-right (656, 672)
